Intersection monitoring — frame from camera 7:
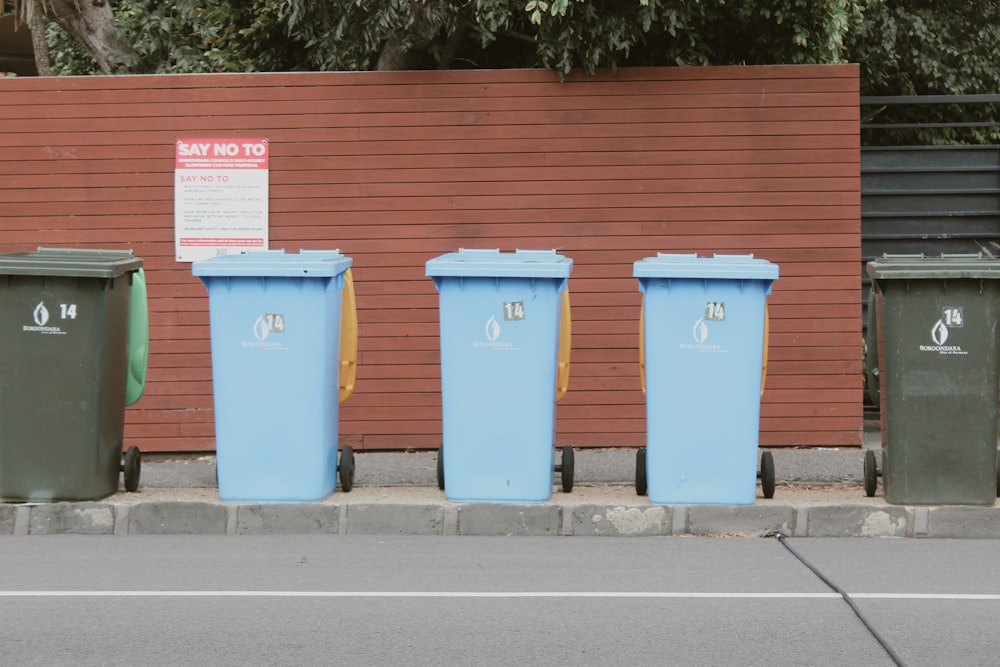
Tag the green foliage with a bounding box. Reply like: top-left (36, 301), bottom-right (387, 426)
top-left (47, 0), bottom-right (872, 76)
top-left (846, 1), bottom-right (1000, 145)
top-left (46, 22), bottom-right (103, 75)
top-left (285, 0), bottom-right (466, 71)
top-left (48, 0), bottom-right (304, 75)
top-left (522, 0), bottom-right (869, 75)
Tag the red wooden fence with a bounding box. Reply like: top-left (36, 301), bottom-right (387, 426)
top-left (0, 65), bottom-right (862, 452)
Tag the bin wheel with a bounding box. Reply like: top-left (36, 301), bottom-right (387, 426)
top-left (635, 447), bottom-right (647, 496)
top-left (123, 446), bottom-right (141, 493)
top-left (560, 446), bottom-right (575, 493)
top-left (864, 449), bottom-right (878, 498)
top-left (759, 451), bottom-right (775, 499)
top-left (339, 446), bottom-right (355, 492)
top-left (436, 445), bottom-right (445, 490)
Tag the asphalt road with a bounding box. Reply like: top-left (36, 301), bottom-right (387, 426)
top-left (1, 536), bottom-right (998, 666)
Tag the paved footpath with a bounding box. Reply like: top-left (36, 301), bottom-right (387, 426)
top-left (3, 446), bottom-right (999, 538)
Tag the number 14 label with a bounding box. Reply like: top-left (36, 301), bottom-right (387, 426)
top-left (503, 301), bottom-right (525, 321)
top-left (704, 301), bottom-right (725, 321)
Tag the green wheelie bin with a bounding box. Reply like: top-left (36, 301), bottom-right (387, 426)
top-left (0, 248), bottom-right (148, 502)
top-left (866, 254), bottom-right (1000, 505)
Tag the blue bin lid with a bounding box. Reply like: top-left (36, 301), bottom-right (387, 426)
top-left (634, 253), bottom-right (779, 281)
top-left (192, 250), bottom-right (352, 278)
top-left (426, 248), bottom-right (573, 278)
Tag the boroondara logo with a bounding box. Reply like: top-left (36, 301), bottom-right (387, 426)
top-left (692, 318), bottom-right (709, 344)
top-left (931, 319), bottom-right (948, 346)
top-left (33, 302), bottom-right (49, 326)
top-left (485, 315), bottom-right (501, 342)
top-left (253, 315), bottom-right (270, 341)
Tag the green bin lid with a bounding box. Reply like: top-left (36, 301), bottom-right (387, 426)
top-left (868, 253), bottom-right (1000, 280)
top-left (633, 253), bottom-right (779, 281)
top-left (192, 249), bottom-right (352, 278)
top-left (0, 247), bottom-right (142, 278)
top-left (426, 248), bottom-right (573, 278)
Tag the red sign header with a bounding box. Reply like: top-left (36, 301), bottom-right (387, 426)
top-left (175, 138), bottom-right (269, 169)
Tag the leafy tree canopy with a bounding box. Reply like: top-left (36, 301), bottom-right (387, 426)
top-left (44, 0), bottom-right (869, 76)
top-left (34, 0), bottom-right (999, 143)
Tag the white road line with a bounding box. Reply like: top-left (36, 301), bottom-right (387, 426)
top-left (0, 591), bottom-right (999, 600)
top-left (852, 593), bottom-right (1000, 601)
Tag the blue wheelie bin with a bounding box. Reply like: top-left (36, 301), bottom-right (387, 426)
top-left (426, 249), bottom-right (573, 503)
top-left (634, 253), bottom-right (778, 505)
top-left (193, 250), bottom-right (355, 502)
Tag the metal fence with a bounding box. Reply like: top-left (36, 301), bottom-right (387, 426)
top-left (860, 95), bottom-right (1000, 417)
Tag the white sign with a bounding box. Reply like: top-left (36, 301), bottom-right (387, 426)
top-left (174, 138), bottom-right (269, 262)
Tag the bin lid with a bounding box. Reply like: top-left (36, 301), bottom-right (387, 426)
top-left (868, 253), bottom-right (1000, 280)
top-left (633, 253), bottom-right (779, 281)
top-left (425, 248), bottom-right (573, 278)
top-left (192, 249), bottom-right (353, 278)
top-left (0, 247), bottom-right (142, 278)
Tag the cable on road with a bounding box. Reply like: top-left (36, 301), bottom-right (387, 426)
top-left (775, 533), bottom-right (906, 667)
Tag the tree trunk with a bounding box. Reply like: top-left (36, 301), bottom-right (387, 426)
top-left (375, 2), bottom-right (445, 71)
top-left (376, 38), bottom-right (425, 71)
top-left (27, 5), bottom-right (52, 76)
top-left (44, 0), bottom-right (133, 74)
top-left (437, 11), bottom-right (470, 70)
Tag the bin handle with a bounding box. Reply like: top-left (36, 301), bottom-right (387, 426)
top-left (339, 268), bottom-right (358, 403)
top-left (639, 299), bottom-right (646, 395)
top-left (124, 267), bottom-right (149, 407)
top-left (761, 305), bottom-right (769, 398)
top-left (556, 288), bottom-right (571, 402)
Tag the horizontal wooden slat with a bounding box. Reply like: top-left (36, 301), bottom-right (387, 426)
top-left (0, 149), bottom-right (862, 174)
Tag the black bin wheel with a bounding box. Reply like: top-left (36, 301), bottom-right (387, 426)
top-left (437, 444), bottom-right (445, 490)
top-left (635, 447), bottom-right (647, 496)
top-left (338, 446), bottom-right (355, 492)
top-left (122, 446), bottom-right (141, 493)
top-left (560, 446), bottom-right (575, 493)
top-left (759, 451), bottom-right (775, 499)
top-left (864, 449), bottom-right (878, 498)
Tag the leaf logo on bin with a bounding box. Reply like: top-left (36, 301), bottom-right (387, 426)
top-left (692, 318), bottom-right (709, 344)
top-left (485, 315), bottom-right (501, 342)
top-left (931, 320), bottom-right (949, 346)
top-left (253, 313), bottom-right (285, 342)
top-left (253, 316), bottom-right (269, 341)
top-left (33, 301), bottom-right (49, 327)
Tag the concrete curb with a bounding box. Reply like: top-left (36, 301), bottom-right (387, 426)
top-left (4, 444), bottom-right (999, 538)
top-left (5, 498), bottom-right (1000, 538)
